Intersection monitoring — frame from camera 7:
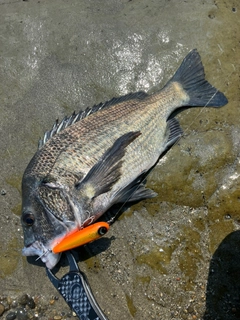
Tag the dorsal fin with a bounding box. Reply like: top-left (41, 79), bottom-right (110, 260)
top-left (38, 91), bottom-right (148, 149)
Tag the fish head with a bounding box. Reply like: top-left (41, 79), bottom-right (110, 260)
top-left (21, 174), bottom-right (77, 269)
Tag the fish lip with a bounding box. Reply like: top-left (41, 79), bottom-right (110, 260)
top-left (22, 240), bottom-right (43, 255)
top-left (22, 240), bottom-right (61, 269)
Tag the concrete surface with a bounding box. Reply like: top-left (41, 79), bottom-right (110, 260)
top-left (0, 0), bottom-right (239, 319)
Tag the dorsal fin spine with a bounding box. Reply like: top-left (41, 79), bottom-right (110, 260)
top-left (38, 90), bottom-right (148, 149)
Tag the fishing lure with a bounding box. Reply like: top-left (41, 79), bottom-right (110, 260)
top-left (52, 222), bottom-right (110, 253)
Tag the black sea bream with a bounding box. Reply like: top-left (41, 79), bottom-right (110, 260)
top-left (21, 49), bottom-right (228, 268)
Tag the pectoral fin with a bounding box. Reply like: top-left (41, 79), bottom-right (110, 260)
top-left (76, 131), bottom-right (141, 198)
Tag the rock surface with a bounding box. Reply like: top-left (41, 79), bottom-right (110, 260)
top-left (0, 0), bottom-right (239, 319)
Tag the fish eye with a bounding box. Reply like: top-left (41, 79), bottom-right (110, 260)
top-left (98, 226), bottom-right (108, 236)
top-left (22, 212), bottom-right (35, 226)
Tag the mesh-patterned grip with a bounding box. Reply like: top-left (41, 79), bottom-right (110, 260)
top-left (58, 271), bottom-right (100, 320)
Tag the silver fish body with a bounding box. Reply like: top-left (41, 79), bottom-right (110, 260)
top-left (21, 49), bottom-right (228, 268)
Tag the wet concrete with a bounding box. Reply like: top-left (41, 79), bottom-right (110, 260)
top-left (0, 0), bottom-right (239, 319)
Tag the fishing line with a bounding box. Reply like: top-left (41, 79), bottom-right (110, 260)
top-left (106, 81), bottom-right (229, 225)
top-left (181, 91), bottom-right (218, 136)
top-left (178, 56), bottom-right (232, 139)
top-left (35, 250), bottom-right (50, 261)
top-left (72, 48), bottom-right (230, 228)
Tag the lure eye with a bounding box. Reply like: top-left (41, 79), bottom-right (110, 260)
top-left (22, 212), bottom-right (35, 226)
top-left (98, 226), bottom-right (108, 236)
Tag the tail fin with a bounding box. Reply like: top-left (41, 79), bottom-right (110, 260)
top-left (169, 49), bottom-right (228, 107)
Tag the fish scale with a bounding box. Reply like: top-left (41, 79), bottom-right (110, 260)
top-left (21, 49), bottom-right (228, 269)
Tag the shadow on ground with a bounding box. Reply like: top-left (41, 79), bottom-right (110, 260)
top-left (204, 231), bottom-right (240, 320)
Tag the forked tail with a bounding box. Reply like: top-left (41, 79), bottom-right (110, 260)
top-left (169, 49), bottom-right (228, 107)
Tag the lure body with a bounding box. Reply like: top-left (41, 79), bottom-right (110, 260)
top-left (52, 222), bottom-right (110, 253)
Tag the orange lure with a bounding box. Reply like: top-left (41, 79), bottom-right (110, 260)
top-left (52, 222), bottom-right (110, 253)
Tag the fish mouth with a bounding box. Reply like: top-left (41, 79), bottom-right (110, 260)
top-left (22, 241), bottom-right (61, 269)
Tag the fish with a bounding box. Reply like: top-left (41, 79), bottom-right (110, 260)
top-left (21, 49), bottom-right (228, 269)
